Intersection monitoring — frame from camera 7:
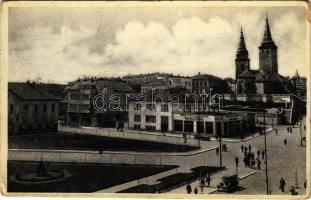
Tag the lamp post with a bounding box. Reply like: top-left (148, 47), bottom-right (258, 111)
top-left (263, 111), bottom-right (269, 195)
top-left (300, 120), bottom-right (303, 146)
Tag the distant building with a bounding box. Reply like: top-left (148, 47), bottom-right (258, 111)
top-left (236, 17), bottom-right (291, 95)
top-left (291, 70), bottom-right (307, 98)
top-left (140, 74), bottom-right (192, 93)
top-left (8, 82), bottom-right (60, 135)
top-left (65, 77), bottom-right (136, 128)
top-left (192, 72), bottom-right (230, 95)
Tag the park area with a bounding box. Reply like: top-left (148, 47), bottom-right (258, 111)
top-left (8, 161), bottom-right (178, 192)
top-left (9, 132), bottom-right (198, 152)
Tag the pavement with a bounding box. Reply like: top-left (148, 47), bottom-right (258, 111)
top-left (100, 117), bottom-right (307, 195)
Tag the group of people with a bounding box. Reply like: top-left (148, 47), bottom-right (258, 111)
top-left (186, 173), bottom-right (211, 194)
top-left (287, 127), bottom-right (293, 133)
top-left (240, 144), bottom-right (263, 170)
top-left (215, 144), bottom-right (228, 155)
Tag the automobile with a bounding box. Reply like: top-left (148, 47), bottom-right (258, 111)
top-left (217, 175), bottom-right (239, 192)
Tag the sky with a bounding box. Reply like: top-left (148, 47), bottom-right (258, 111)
top-left (8, 4), bottom-right (307, 84)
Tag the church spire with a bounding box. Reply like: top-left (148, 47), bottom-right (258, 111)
top-left (262, 14), bottom-right (273, 43)
top-left (238, 27), bottom-right (247, 52)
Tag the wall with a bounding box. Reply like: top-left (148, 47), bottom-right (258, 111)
top-left (8, 147), bottom-right (217, 167)
top-left (59, 126), bottom-right (199, 147)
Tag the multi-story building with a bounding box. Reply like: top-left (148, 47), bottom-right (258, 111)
top-left (65, 77), bottom-right (136, 128)
top-left (191, 72), bottom-right (229, 95)
top-left (141, 75), bottom-right (192, 93)
top-left (291, 70), bottom-right (307, 98)
top-left (128, 92), bottom-right (255, 138)
top-left (8, 82), bottom-right (60, 135)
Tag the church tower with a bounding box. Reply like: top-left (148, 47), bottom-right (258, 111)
top-left (259, 15), bottom-right (278, 73)
top-left (235, 28), bottom-right (250, 80)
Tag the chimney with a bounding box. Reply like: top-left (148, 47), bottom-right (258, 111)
top-left (198, 72), bottom-right (201, 75)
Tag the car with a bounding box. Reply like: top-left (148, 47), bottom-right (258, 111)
top-left (217, 175), bottom-right (239, 192)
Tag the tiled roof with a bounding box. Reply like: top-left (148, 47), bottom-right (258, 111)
top-left (192, 74), bottom-right (222, 80)
top-left (9, 82), bottom-right (61, 100)
top-left (254, 70), bottom-right (286, 82)
top-left (239, 69), bottom-right (255, 78)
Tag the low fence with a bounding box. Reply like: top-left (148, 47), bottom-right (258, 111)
top-left (8, 147), bottom-right (218, 167)
top-left (59, 126), bottom-right (199, 147)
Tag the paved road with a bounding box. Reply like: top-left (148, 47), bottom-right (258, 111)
top-left (165, 118), bottom-right (307, 195)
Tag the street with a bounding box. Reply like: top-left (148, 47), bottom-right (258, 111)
top-left (167, 117), bottom-right (306, 195)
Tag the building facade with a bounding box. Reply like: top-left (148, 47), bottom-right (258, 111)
top-left (192, 73), bottom-right (229, 95)
top-left (128, 100), bottom-right (255, 137)
top-left (8, 82), bottom-right (60, 135)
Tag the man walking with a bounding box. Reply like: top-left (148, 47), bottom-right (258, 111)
top-left (216, 147), bottom-right (219, 156)
top-left (205, 173), bottom-right (211, 187)
top-left (257, 150), bottom-right (260, 158)
top-left (257, 158), bottom-right (261, 170)
top-left (241, 145), bottom-right (244, 153)
top-left (186, 183), bottom-right (192, 194)
top-left (248, 144), bottom-right (252, 152)
top-left (284, 138), bottom-right (287, 146)
top-left (280, 177), bottom-right (286, 192)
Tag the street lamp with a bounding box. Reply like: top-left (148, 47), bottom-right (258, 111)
top-left (299, 120), bottom-right (303, 146)
top-left (263, 111), bottom-right (269, 195)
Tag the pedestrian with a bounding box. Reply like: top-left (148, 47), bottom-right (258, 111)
top-left (279, 177), bottom-right (286, 192)
top-left (216, 147), bottom-right (219, 156)
top-left (244, 150), bottom-right (247, 156)
top-left (275, 129), bottom-right (278, 135)
top-left (284, 138), bottom-right (287, 146)
top-left (257, 150), bottom-right (260, 158)
top-left (262, 150), bottom-right (265, 160)
top-left (290, 127), bottom-right (292, 133)
top-left (304, 125), bottom-right (306, 130)
top-left (186, 183), bottom-right (192, 194)
top-left (205, 173), bottom-right (211, 187)
top-left (241, 145), bottom-right (244, 153)
top-left (290, 186), bottom-right (298, 195)
top-left (235, 156), bottom-right (239, 166)
top-left (304, 180), bottom-right (307, 189)
top-left (244, 146), bottom-right (248, 153)
top-left (257, 159), bottom-right (261, 170)
top-left (200, 177), bottom-right (204, 193)
top-left (194, 187), bottom-right (198, 194)
top-left (243, 156), bottom-right (247, 167)
top-left (251, 159), bottom-right (255, 169)
top-left (287, 127), bottom-right (289, 133)
top-left (249, 144), bottom-right (252, 152)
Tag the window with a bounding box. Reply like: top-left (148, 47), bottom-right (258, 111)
top-left (185, 104), bottom-right (191, 112)
top-left (134, 103), bottom-right (142, 110)
top-left (134, 124), bottom-right (141, 130)
top-left (146, 115), bottom-right (156, 123)
top-left (134, 115), bottom-right (141, 122)
top-left (146, 104), bottom-right (156, 111)
top-left (43, 105), bottom-right (47, 112)
top-left (9, 105), bottom-right (14, 114)
top-left (51, 104), bottom-right (55, 113)
top-left (34, 105), bottom-right (38, 113)
top-left (161, 104), bottom-right (168, 112)
top-left (146, 125), bottom-right (156, 131)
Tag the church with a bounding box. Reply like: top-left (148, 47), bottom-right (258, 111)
top-left (235, 16), bottom-right (291, 95)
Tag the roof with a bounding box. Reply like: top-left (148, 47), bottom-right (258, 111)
top-left (9, 82), bottom-right (61, 100)
top-left (96, 80), bottom-right (134, 92)
top-left (192, 74), bottom-right (222, 81)
top-left (239, 69), bottom-right (255, 78)
top-left (254, 70), bottom-right (286, 82)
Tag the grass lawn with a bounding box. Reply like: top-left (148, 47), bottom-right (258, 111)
top-left (9, 132), bottom-right (198, 152)
top-left (118, 166), bottom-right (225, 193)
top-left (8, 161), bottom-right (178, 193)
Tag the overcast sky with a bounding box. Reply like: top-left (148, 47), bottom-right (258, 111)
top-left (9, 4), bottom-right (307, 84)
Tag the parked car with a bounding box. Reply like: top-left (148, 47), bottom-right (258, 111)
top-left (217, 175), bottom-right (239, 192)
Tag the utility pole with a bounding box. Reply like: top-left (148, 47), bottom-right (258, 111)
top-left (300, 120), bottom-right (303, 146)
top-left (219, 131), bottom-right (222, 167)
top-left (263, 111), bottom-right (269, 195)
